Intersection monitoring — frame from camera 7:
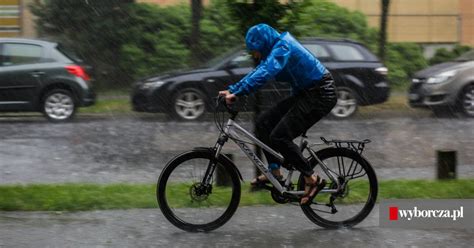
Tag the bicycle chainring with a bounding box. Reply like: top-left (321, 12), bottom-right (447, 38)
top-left (271, 189), bottom-right (290, 204)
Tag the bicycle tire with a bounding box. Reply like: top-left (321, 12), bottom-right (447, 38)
top-left (157, 150), bottom-right (241, 232)
top-left (298, 147), bottom-right (378, 229)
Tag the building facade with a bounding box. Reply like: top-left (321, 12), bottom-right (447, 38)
top-left (0, 0), bottom-right (35, 38)
top-left (330, 0), bottom-right (473, 47)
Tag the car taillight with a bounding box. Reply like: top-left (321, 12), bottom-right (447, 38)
top-left (66, 65), bottom-right (90, 81)
top-left (375, 67), bottom-right (388, 76)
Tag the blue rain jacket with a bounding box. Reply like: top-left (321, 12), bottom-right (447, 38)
top-left (228, 24), bottom-right (328, 96)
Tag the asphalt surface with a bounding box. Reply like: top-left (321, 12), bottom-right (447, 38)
top-left (0, 114), bottom-right (473, 184)
top-left (1, 205), bottom-right (473, 248)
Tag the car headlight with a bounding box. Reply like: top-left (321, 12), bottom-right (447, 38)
top-left (140, 81), bottom-right (165, 90)
top-left (426, 70), bottom-right (457, 84)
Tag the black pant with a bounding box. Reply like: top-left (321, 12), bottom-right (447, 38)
top-left (255, 74), bottom-right (337, 177)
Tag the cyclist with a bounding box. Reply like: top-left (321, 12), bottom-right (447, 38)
top-left (219, 23), bottom-right (337, 205)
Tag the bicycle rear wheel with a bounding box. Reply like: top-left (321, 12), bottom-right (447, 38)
top-left (157, 150), bottom-right (241, 232)
top-left (298, 147), bottom-right (378, 228)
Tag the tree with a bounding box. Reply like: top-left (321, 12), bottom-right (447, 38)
top-left (379, 0), bottom-right (391, 62)
top-left (190, 0), bottom-right (203, 66)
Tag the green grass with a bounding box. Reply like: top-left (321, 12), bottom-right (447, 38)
top-left (79, 98), bottom-right (130, 114)
top-left (78, 89), bottom-right (419, 116)
top-left (0, 179), bottom-right (473, 211)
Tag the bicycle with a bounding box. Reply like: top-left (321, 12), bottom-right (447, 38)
top-left (157, 96), bottom-right (378, 232)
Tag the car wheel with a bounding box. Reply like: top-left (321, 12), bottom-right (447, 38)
top-left (330, 87), bottom-right (358, 118)
top-left (42, 89), bottom-right (76, 122)
top-left (460, 84), bottom-right (474, 118)
top-left (171, 88), bottom-right (206, 121)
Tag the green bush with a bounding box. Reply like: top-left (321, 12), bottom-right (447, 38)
top-left (385, 43), bottom-right (428, 87)
top-left (119, 1), bottom-right (241, 79)
top-left (429, 45), bottom-right (472, 65)
top-left (289, 0), bottom-right (378, 47)
top-left (118, 4), bottom-right (191, 79)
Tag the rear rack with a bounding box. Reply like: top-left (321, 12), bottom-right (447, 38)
top-left (320, 137), bottom-right (371, 155)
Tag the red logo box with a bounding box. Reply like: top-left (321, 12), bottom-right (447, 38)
top-left (389, 206), bottom-right (398, 221)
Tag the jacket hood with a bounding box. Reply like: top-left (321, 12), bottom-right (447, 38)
top-left (245, 23), bottom-right (281, 58)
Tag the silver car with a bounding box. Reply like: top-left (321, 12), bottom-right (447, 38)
top-left (409, 50), bottom-right (474, 117)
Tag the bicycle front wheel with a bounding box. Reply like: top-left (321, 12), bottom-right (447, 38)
top-left (298, 147), bottom-right (378, 228)
top-left (157, 150), bottom-right (241, 232)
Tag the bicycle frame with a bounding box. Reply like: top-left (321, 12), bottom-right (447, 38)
top-left (212, 118), bottom-right (341, 196)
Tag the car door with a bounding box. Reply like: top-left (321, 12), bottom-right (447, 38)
top-left (325, 43), bottom-right (386, 104)
top-left (0, 42), bottom-right (45, 110)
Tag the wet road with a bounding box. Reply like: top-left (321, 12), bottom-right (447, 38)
top-left (0, 205), bottom-right (472, 247)
top-left (0, 115), bottom-right (473, 184)
top-left (1, 115), bottom-right (473, 247)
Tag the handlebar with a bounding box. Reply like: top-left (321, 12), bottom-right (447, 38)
top-left (216, 95), bottom-right (238, 119)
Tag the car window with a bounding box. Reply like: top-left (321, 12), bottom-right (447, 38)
top-left (328, 44), bottom-right (365, 61)
top-left (304, 44), bottom-right (331, 62)
top-left (229, 53), bottom-right (253, 68)
top-left (1, 43), bottom-right (43, 66)
top-left (55, 44), bottom-right (82, 63)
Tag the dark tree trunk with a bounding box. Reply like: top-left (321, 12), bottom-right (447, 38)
top-left (379, 0), bottom-right (390, 62)
top-left (190, 0), bottom-right (202, 66)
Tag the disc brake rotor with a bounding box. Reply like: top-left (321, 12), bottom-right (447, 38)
top-left (189, 183), bottom-right (211, 202)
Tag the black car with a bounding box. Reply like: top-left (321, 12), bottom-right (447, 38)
top-left (132, 38), bottom-right (389, 120)
top-left (0, 38), bottom-right (95, 121)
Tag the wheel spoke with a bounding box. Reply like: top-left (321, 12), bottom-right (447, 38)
top-left (192, 99), bottom-right (204, 107)
top-left (176, 99), bottom-right (189, 107)
top-left (339, 99), bottom-right (356, 106)
top-left (174, 90), bottom-right (205, 120)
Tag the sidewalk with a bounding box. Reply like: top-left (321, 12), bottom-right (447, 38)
top-left (1, 205), bottom-right (472, 247)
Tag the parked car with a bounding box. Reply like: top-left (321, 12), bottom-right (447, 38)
top-left (409, 50), bottom-right (474, 117)
top-left (0, 38), bottom-right (95, 121)
top-left (131, 38), bottom-right (389, 120)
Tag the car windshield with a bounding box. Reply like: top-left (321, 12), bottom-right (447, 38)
top-left (200, 47), bottom-right (244, 69)
top-left (454, 50), bottom-right (474, 62)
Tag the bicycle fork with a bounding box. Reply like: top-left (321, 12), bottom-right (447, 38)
top-left (201, 133), bottom-right (228, 186)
